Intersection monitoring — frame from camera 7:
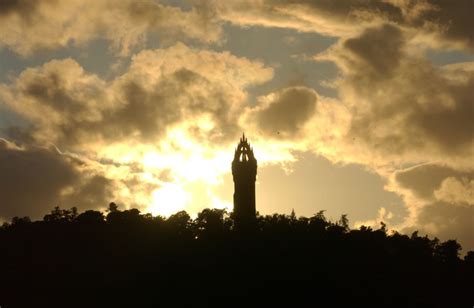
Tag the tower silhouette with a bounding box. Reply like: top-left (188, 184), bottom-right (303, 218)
top-left (232, 133), bottom-right (257, 230)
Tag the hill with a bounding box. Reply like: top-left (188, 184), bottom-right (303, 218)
top-left (1, 204), bottom-right (472, 307)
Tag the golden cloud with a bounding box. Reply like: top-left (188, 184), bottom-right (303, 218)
top-left (311, 24), bottom-right (474, 171)
top-left (0, 43), bottom-right (279, 219)
top-left (386, 163), bottom-right (474, 251)
top-left (0, 43), bottom-right (274, 150)
top-left (286, 22), bottom-right (474, 249)
top-left (0, 0), bottom-right (223, 56)
top-left (214, 0), bottom-right (474, 51)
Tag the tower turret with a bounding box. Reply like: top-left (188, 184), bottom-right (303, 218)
top-left (232, 133), bottom-right (257, 230)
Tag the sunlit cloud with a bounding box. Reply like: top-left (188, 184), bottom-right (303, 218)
top-left (0, 0), bottom-right (223, 56)
top-left (214, 0), bottom-right (474, 51)
top-left (0, 41), bottom-right (288, 219)
top-left (287, 21), bottom-right (474, 246)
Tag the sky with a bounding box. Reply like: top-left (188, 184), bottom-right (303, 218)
top-left (0, 0), bottom-right (473, 249)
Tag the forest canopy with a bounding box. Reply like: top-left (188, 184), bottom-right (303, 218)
top-left (1, 204), bottom-right (472, 307)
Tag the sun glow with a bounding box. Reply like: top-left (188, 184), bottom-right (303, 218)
top-left (149, 183), bottom-right (189, 217)
top-left (97, 121), bottom-right (301, 217)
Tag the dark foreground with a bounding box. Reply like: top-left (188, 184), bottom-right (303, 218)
top-left (1, 206), bottom-right (472, 307)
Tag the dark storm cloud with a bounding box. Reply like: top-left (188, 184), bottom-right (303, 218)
top-left (0, 139), bottom-right (115, 220)
top-left (250, 86), bottom-right (317, 137)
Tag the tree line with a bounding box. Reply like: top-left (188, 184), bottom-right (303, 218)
top-left (1, 203), bottom-right (472, 307)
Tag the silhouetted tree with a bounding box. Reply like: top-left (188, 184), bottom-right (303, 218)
top-left (338, 213), bottom-right (349, 231)
top-left (464, 250), bottom-right (474, 264)
top-left (309, 210), bottom-right (329, 233)
top-left (76, 210), bottom-right (105, 225)
top-left (10, 216), bottom-right (31, 226)
top-left (107, 202), bottom-right (118, 213)
top-left (44, 206), bottom-right (78, 222)
top-left (195, 208), bottom-right (227, 239)
top-left (0, 206), bottom-right (471, 308)
top-left (435, 239), bottom-right (462, 264)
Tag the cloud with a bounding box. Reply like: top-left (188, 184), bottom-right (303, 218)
top-left (214, 0), bottom-right (474, 51)
top-left (0, 0), bottom-right (41, 17)
top-left (414, 201), bottom-right (474, 252)
top-left (214, 0), bottom-right (402, 37)
top-left (408, 0), bottom-right (474, 51)
top-left (245, 86), bottom-right (317, 138)
top-left (0, 43), bottom-right (274, 149)
top-left (287, 22), bottom-right (474, 249)
top-left (386, 163), bottom-right (474, 250)
top-left (111, 43), bottom-right (274, 144)
top-left (0, 138), bottom-right (117, 220)
top-left (0, 43), bottom-right (276, 219)
top-left (0, 0), bottom-right (222, 56)
top-left (394, 164), bottom-right (473, 202)
top-left (342, 24), bottom-right (405, 78)
top-left (0, 58), bottom-right (108, 146)
top-left (354, 207), bottom-right (394, 230)
top-left (312, 23), bottom-right (474, 170)
top-left (1, 0), bottom-right (472, 247)
top-left (434, 177), bottom-right (474, 205)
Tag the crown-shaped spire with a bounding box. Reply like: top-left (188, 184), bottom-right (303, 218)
top-left (234, 133), bottom-right (255, 162)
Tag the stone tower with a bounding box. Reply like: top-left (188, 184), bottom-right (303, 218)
top-left (232, 133), bottom-right (257, 229)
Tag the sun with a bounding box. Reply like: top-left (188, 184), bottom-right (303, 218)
top-left (149, 183), bottom-right (189, 217)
